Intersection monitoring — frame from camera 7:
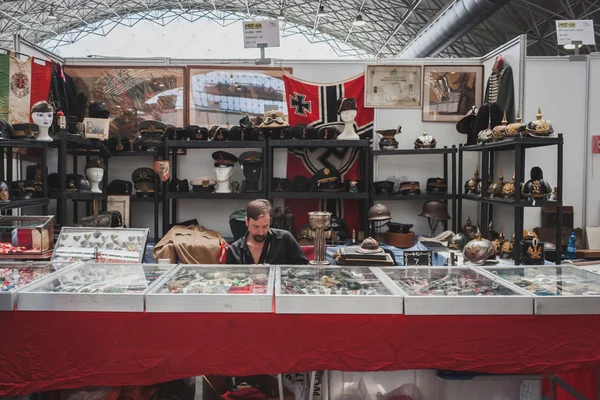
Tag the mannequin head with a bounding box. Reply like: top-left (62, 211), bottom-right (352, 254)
top-left (86, 167), bottom-right (104, 182)
top-left (31, 101), bottom-right (54, 128)
top-left (215, 165), bottom-right (234, 182)
top-left (340, 109), bottom-right (357, 123)
top-left (242, 163), bottom-right (262, 181)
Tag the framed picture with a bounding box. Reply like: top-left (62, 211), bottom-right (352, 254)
top-left (364, 65), bottom-right (422, 108)
top-left (83, 118), bottom-right (110, 140)
top-left (107, 195), bottom-right (131, 227)
top-left (422, 65), bottom-right (483, 122)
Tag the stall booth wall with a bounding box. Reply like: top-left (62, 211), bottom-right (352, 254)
top-left (51, 38), bottom-right (523, 239)
top-left (587, 53), bottom-right (600, 229)
top-left (521, 57), bottom-right (587, 231)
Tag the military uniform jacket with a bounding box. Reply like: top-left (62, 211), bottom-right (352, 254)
top-left (484, 63), bottom-right (515, 123)
top-left (153, 225), bottom-right (225, 264)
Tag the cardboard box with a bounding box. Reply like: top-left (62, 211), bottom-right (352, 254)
top-left (203, 375), bottom-right (295, 400)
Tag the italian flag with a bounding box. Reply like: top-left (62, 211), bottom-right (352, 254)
top-left (0, 52), bottom-right (52, 124)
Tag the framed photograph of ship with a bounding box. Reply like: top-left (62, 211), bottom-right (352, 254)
top-left (422, 65), bottom-right (483, 122)
top-left (364, 65), bottom-right (422, 108)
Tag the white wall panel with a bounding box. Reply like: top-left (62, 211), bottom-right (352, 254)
top-left (587, 54), bottom-right (600, 228)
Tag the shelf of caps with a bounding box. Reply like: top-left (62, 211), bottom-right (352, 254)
top-left (375, 266), bottom-right (534, 315)
top-left (475, 265), bottom-right (600, 315)
top-left (0, 139), bottom-right (49, 148)
top-left (460, 135), bottom-right (563, 152)
top-left (48, 192), bottom-right (108, 201)
top-left (146, 265), bottom-right (275, 313)
top-left (169, 192), bottom-right (266, 200)
top-left (460, 193), bottom-right (562, 208)
top-left (269, 192), bottom-right (368, 200)
top-left (374, 194), bottom-right (453, 201)
top-left (18, 263), bottom-right (176, 312)
top-left (372, 147), bottom-right (457, 156)
top-left (275, 266), bottom-right (402, 314)
top-left (165, 140), bottom-right (266, 149)
top-left (49, 131), bottom-right (111, 156)
top-left (0, 198), bottom-right (49, 211)
top-left (268, 139), bottom-right (370, 148)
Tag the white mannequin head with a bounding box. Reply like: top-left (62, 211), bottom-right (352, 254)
top-left (31, 101), bottom-right (54, 141)
top-left (340, 109), bottom-right (357, 123)
top-left (215, 165), bottom-right (233, 182)
top-left (86, 167), bottom-right (104, 193)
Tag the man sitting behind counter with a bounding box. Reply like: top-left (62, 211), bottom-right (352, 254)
top-left (226, 199), bottom-right (309, 265)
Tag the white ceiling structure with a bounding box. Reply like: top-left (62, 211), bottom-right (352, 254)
top-left (0, 0), bottom-right (599, 58)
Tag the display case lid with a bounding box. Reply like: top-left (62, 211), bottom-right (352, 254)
top-left (0, 215), bottom-right (54, 228)
top-left (0, 261), bottom-right (73, 293)
top-left (52, 227), bottom-right (149, 263)
top-left (275, 266), bottom-right (403, 314)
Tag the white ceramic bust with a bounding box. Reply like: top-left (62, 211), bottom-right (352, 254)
top-left (85, 158), bottom-right (105, 193)
top-left (214, 166), bottom-right (234, 193)
top-left (30, 101), bottom-right (54, 142)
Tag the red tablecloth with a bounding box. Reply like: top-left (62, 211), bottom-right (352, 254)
top-left (1, 312), bottom-right (600, 396)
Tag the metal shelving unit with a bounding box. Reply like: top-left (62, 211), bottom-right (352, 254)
top-left (372, 145), bottom-right (457, 232)
top-left (458, 134), bottom-right (564, 265)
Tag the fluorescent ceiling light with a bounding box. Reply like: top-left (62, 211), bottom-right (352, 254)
top-left (563, 43), bottom-right (582, 50)
top-left (278, 10), bottom-right (285, 20)
top-left (353, 14), bottom-right (366, 26)
top-left (318, 5), bottom-right (329, 17)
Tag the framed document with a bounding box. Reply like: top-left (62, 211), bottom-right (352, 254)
top-left (83, 117), bottom-right (110, 140)
top-left (422, 65), bottom-right (483, 122)
top-left (107, 195), bottom-right (131, 227)
top-left (365, 65), bottom-right (422, 108)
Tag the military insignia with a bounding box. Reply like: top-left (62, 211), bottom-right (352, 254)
top-left (116, 142), bottom-right (124, 151)
top-left (0, 189), bottom-right (9, 201)
top-left (290, 93), bottom-right (312, 117)
top-left (527, 244), bottom-right (542, 259)
top-left (324, 168), bottom-right (330, 176)
top-left (10, 72), bottom-right (29, 98)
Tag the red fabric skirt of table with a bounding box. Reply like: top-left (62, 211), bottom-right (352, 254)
top-left (1, 312), bottom-right (600, 397)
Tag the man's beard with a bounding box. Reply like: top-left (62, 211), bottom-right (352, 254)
top-left (252, 234), bottom-right (266, 242)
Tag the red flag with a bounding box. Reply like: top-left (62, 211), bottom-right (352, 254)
top-left (282, 72), bottom-right (373, 234)
top-left (30, 59), bottom-right (52, 111)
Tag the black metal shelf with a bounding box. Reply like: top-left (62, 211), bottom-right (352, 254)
top-left (269, 139), bottom-right (370, 148)
top-left (111, 151), bottom-right (159, 157)
top-left (460, 135), bottom-right (563, 152)
top-left (460, 194), bottom-right (562, 208)
top-left (269, 191), bottom-right (368, 200)
top-left (49, 131), bottom-right (110, 157)
top-left (166, 140), bottom-right (265, 149)
top-left (169, 192), bottom-right (265, 200)
top-left (0, 198), bottom-right (49, 211)
top-left (0, 139), bottom-right (48, 148)
top-left (49, 191), bottom-right (107, 201)
top-left (372, 147), bottom-right (456, 156)
top-left (375, 193), bottom-right (453, 201)
top-left (131, 195), bottom-right (163, 202)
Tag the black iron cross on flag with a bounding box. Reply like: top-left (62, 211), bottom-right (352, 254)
top-left (290, 93), bottom-right (312, 116)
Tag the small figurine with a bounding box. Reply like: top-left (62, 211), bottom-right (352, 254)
top-left (283, 206), bottom-right (294, 232)
top-left (272, 206), bottom-right (284, 229)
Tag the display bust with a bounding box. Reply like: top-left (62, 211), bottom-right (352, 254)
top-left (212, 151), bottom-right (238, 194)
top-left (239, 151), bottom-right (262, 193)
top-left (336, 97), bottom-right (360, 141)
top-left (30, 101), bottom-right (54, 142)
top-left (85, 158), bottom-right (105, 193)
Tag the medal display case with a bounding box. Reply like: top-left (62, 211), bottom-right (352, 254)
top-left (376, 267), bottom-right (533, 315)
top-left (476, 265), bottom-right (600, 314)
top-left (51, 227), bottom-right (149, 263)
top-left (146, 265), bottom-right (275, 313)
top-left (18, 262), bottom-right (175, 312)
top-left (0, 261), bottom-right (74, 310)
top-left (275, 266), bottom-right (402, 314)
top-left (0, 216), bottom-right (54, 259)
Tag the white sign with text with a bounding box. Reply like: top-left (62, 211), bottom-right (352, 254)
top-left (556, 20), bottom-right (595, 45)
top-left (243, 20), bottom-right (280, 48)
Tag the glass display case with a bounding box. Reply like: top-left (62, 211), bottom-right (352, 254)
top-left (476, 265), bottom-right (600, 314)
top-left (376, 267), bottom-right (533, 315)
top-left (18, 262), bottom-right (176, 312)
top-left (51, 227), bottom-right (149, 263)
top-left (146, 265), bottom-right (275, 313)
top-left (0, 216), bottom-right (54, 259)
top-left (275, 266), bottom-right (402, 314)
top-left (0, 261), bottom-right (74, 310)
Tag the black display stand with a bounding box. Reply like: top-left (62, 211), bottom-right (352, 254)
top-left (371, 146), bottom-right (457, 232)
top-left (267, 139), bottom-right (371, 235)
top-left (163, 140), bottom-right (267, 235)
top-left (0, 139), bottom-right (49, 214)
top-left (48, 132), bottom-right (110, 226)
top-left (458, 135), bottom-right (564, 265)
top-left (111, 150), bottom-right (164, 242)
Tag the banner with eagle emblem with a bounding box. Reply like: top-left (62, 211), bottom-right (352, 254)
top-left (282, 72), bottom-right (374, 234)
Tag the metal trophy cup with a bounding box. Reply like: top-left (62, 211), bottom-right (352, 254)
top-left (308, 211), bottom-right (331, 265)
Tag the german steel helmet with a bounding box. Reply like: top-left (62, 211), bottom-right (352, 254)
top-left (448, 232), bottom-right (469, 251)
top-left (419, 200), bottom-right (451, 220)
top-left (368, 203), bottom-right (391, 221)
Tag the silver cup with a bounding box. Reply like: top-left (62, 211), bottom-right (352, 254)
top-left (308, 211), bottom-right (331, 265)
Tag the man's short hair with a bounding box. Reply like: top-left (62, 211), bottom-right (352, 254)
top-left (246, 199), bottom-right (272, 221)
